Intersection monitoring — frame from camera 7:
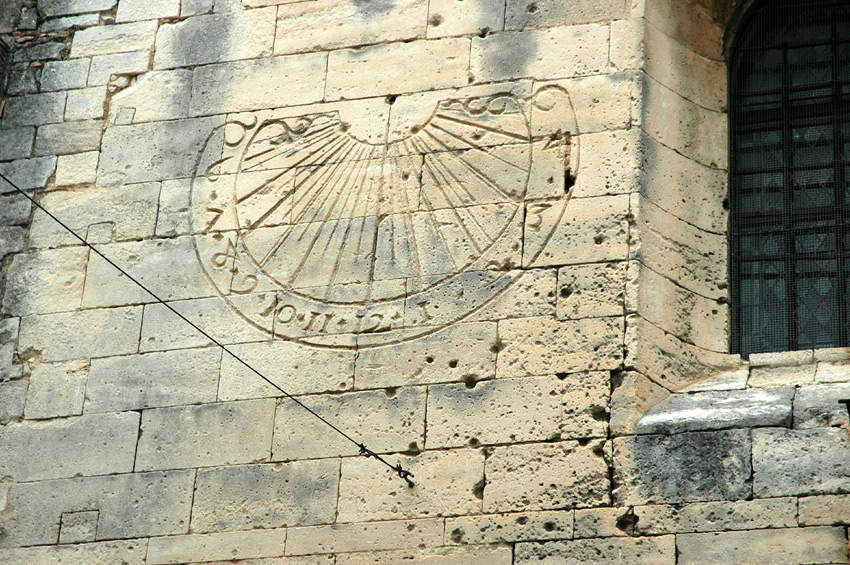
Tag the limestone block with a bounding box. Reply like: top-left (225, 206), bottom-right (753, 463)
top-left (12, 42), bottom-right (64, 63)
top-left (5, 63), bottom-right (38, 96)
top-left (0, 194), bottom-right (31, 226)
top-left (98, 116), bottom-right (225, 187)
top-left (0, 379), bottom-right (26, 422)
top-left (286, 518), bottom-right (443, 555)
top-left (59, 510), bottom-right (99, 544)
top-left (17, 306), bottom-right (143, 362)
top-left (816, 361), bottom-right (850, 382)
top-left (34, 120), bottom-right (103, 156)
top-left (815, 347), bottom-right (850, 362)
top-left (749, 364), bottom-right (817, 387)
top-left (274, 387), bottom-right (424, 459)
top-left (41, 59), bottom-right (91, 92)
top-left (0, 226), bottom-right (25, 256)
top-left (25, 359), bottom-right (88, 419)
top-left (71, 20), bottom-right (157, 58)
top-left (573, 507), bottom-right (631, 538)
top-left (446, 510), bottom-right (574, 544)
top-left (182, 0), bottom-right (213, 16)
top-left (2, 92), bottom-right (66, 126)
top-left (117, 0), bottom-right (180, 21)
top-left (467, 268), bottom-right (557, 321)
top-left (557, 262), bottom-right (626, 319)
top-left (88, 51), bottom-right (151, 85)
top-left (484, 440), bottom-right (610, 512)
top-left (753, 427), bottom-right (850, 497)
top-left (337, 449), bottom-right (484, 522)
top-left (676, 527), bottom-right (848, 565)
top-left (793, 383), bottom-right (850, 428)
top-left (108, 70), bottom-right (192, 124)
top-left (55, 151), bottom-right (99, 185)
top-left (609, 371), bottom-right (669, 435)
top-left (29, 183), bottom-right (160, 248)
top-left (63, 87), bottom-right (106, 121)
top-left (0, 127), bottom-right (34, 161)
top-left (42, 13), bottom-right (101, 32)
top-left (799, 494), bottom-right (850, 526)
top-left (0, 157), bottom-right (56, 192)
top-left (505, 0), bottom-right (629, 29)
top-left (680, 367), bottom-right (749, 392)
top-left (427, 0), bottom-right (505, 38)
top-left (613, 429), bottom-right (751, 505)
top-left (571, 129), bottom-right (638, 198)
top-left (0, 411), bottom-right (138, 481)
top-left (275, 0), bottom-right (427, 55)
top-left (523, 195), bottom-right (630, 268)
top-left (85, 347), bottom-right (219, 412)
top-left (191, 460), bottom-right (338, 533)
top-left (636, 386), bottom-right (793, 434)
top-left (135, 399), bottom-right (275, 471)
top-left (516, 535), bottom-right (675, 564)
top-left (634, 497), bottom-right (797, 535)
top-left (326, 39), bottom-right (470, 100)
top-left (3, 469), bottom-right (192, 546)
top-left (610, 18), bottom-right (644, 71)
top-left (643, 0), bottom-right (722, 59)
top-left (354, 322), bottom-right (497, 388)
top-left (0, 542), bottom-right (146, 565)
top-left (156, 179), bottom-right (192, 237)
top-left (539, 73), bottom-right (635, 136)
top-left (0, 316), bottom-right (19, 343)
top-left (0, 341), bottom-right (22, 381)
top-left (497, 315), bottom-right (623, 377)
top-left (147, 529), bottom-right (287, 565)
top-left (39, 0), bottom-right (117, 17)
top-left (337, 546), bottom-right (513, 565)
top-left (749, 349), bottom-right (813, 366)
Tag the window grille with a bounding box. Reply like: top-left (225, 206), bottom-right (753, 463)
top-left (730, 0), bottom-right (850, 356)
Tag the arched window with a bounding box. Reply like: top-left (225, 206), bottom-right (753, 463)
top-left (730, 0), bottom-right (850, 356)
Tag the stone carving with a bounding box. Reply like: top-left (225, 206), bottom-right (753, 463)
top-left (191, 86), bottom-right (577, 347)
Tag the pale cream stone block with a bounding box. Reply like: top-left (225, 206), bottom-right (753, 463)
top-left (65, 86), bottom-right (107, 121)
top-left (557, 261), bottom-right (626, 319)
top-left (680, 367), bottom-right (749, 392)
top-left (147, 529), bottom-right (287, 565)
top-left (644, 0), bottom-right (722, 59)
top-left (572, 129), bottom-right (639, 197)
top-left (676, 527), bottom-right (848, 565)
top-left (749, 349), bottom-right (814, 367)
top-left (498, 315), bottom-right (623, 377)
top-left (108, 70), bottom-right (191, 123)
top-left (445, 510), bottom-right (574, 544)
top-left (25, 359), bottom-right (88, 419)
top-left (285, 518), bottom-right (443, 556)
top-left (610, 18), bottom-right (644, 71)
top-left (337, 546), bottom-right (513, 565)
top-left (815, 361), bottom-right (850, 383)
top-left (748, 364), bottom-right (816, 388)
top-left (516, 536), bottom-right (676, 564)
top-left (814, 347), bottom-right (850, 362)
top-left (275, 0), bottom-right (428, 55)
top-left (70, 21), bottom-right (158, 58)
top-left (634, 497), bottom-right (798, 534)
top-left (326, 38), bottom-right (470, 100)
top-left (799, 494), bottom-right (850, 526)
top-left (337, 449), bottom-right (484, 522)
top-left (54, 150), bottom-right (99, 186)
top-left (0, 542), bottom-right (147, 565)
top-left (467, 268), bottom-right (557, 321)
top-left (505, 0), bottom-right (630, 29)
top-left (88, 51), bottom-right (150, 85)
top-left (484, 440), bottom-right (610, 512)
top-left (427, 0), bottom-right (506, 38)
top-left (2, 246), bottom-right (88, 316)
top-left (117, 0), bottom-right (180, 22)
top-left (610, 370), bottom-right (668, 434)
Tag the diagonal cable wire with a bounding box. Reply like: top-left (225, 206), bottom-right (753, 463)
top-left (0, 172), bottom-right (415, 488)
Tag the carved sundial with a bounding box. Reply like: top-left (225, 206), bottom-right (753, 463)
top-left (190, 87), bottom-right (576, 348)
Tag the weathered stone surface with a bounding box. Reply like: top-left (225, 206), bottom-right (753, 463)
top-left (17, 306), bottom-right (143, 362)
top-left (40, 0), bottom-right (117, 17)
top-left (41, 59), bottom-right (91, 92)
top-left (515, 536), bottom-right (676, 564)
top-left (107, 70), bottom-right (192, 123)
top-left (0, 226), bottom-right (25, 257)
top-left (471, 25), bottom-right (610, 83)
top-left (85, 347), bottom-right (220, 412)
top-left (0, 128), bottom-right (35, 161)
top-left (34, 120), bottom-right (103, 156)
top-left (676, 527), bottom-right (848, 565)
top-left (135, 399), bottom-right (275, 471)
top-left (286, 518), bottom-right (443, 556)
top-left (337, 449), bottom-right (484, 522)
top-left (274, 387), bottom-right (424, 459)
top-left (70, 20), bottom-right (157, 57)
top-left (815, 360), bottom-right (850, 382)
top-left (326, 38), bottom-right (469, 100)
top-left (749, 363), bottom-right (816, 387)
top-left (573, 506), bottom-right (631, 538)
top-left (467, 268), bottom-right (557, 321)
top-left (0, 341), bottom-right (21, 381)
top-left (88, 51), bottom-right (151, 85)
top-left (337, 546), bottom-right (513, 565)
top-left (634, 497), bottom-right (797, 535)
top-left (557, 262), bottom-right (626, 319)
top-left (644, 0), bottom-right (722, 59)
top-left (2, 92), bottom-right (66, 127)
top-left (613, 429), bottom-right (752, 505)
top-left (680, 367), bottom-right (749, 392)
top-left (117, 0), bottom-right (180, 21)
top-left (0, 379), bottom-right (27, 423)
top-left (55, 151), bottom-right (100, 185)
top-left (147, 529), bottom-right (287, 565)
top-left (25, 359), bottom-right (88, 419)
top-left (505, 0), bottom-right (629, 29)
top-left (426, 0), bottom-right (505, 38)
top-left (793, 383), bottom-right (850, 428)
top-left (275, 0), bottom-right (427, 55)
top-left (42, 13), bottom-right (101, 32)
top-left (98, 116), bottom-right (224, 187)
top-left (64, 86), bottom-right (108, 120)
top-left (635, 386), bottom-right (793, 434)
top-left (2, 470), bottom-right (193, 546)
top-left (355, 322), bottom-right (497, 388)
top-left (446, 510), bottom-right (573, 545)
top-left (12, 41), bottom-right (64, 64)
top-left (537, 74), bottom-right (634, 136)
top-left (191, 460), bottom-right (338, 533)
top-left (571, 129), bottom-right (638, 198)
top-left (0, 412), bottom-right (138, 481)
top-left (798, 494), bottom-right (850, 526)
top-left (485, 440), bottom-right (610, 512)
top-left (0, 541), bottom-right (146, 565)
top-left (0, 157), bottom-right (56, 192)
top-left (59, 510), bottom-right (99, 544)
top-left (497, 315), bottom-right (623, 377)
top-left (750, 349), bottom-right (814, 367)
top-left (0, 194), bottom-right (31, 226)
top-left (609, 18), bottom-right (644, 71)
top-left (155, 178), bottom-right (192, 237)
top-left (753, 428), bottom-right (850, 497)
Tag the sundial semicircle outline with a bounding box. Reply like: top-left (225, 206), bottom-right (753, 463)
top-left (190, 87), bottom-right (577, 348)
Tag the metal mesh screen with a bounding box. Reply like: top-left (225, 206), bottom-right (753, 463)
top-left (731, 0), bottom-right (850, 356)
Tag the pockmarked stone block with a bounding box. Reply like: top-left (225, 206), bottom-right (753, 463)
top-left (2, 246), bottom-right (87, 317)
top-left (135, 399), bottom-right (275, 471)
top-left (0, 541), bottom-right (146, 565)
top-left (505, 0), bottom-right (630, 29)
top-left (793, 383), bottom-right (850, 428)
top-left (147, 528), bottom-right (287, 565)
top-left (497, 315), bottom-right (623, 377)
top-left (25, 359), bottom-right (88, 419)
top-left (85, 347), bottom-right (220, 412)
top-left (191, 460), bottom-right (338, 533)
top-left (676, 527), bottom-right (848, 565)
top-left (633, 497), bottom-right (798, 535)
top-left (337, 449), bottom-right (484, 522)
top-left (573, 506), bottom-right (633, 538)
top-left (426, 0), bottom-right (505, 38)
top-left (0, 411), bottom-right (139, 482)
top-left (70, 20), bottom-right (158, 58)
top-left (485, 440), bottom-right (610, 513)
top-left (753, 427), bottom-right (850, 497)
top-left (34, 120), bottom-right (103, 156)
top-left (799, 494), bottom-right (850, 526)
top-left (467, 268), bottom-right (557, 322)
top-left (749, 363), bottom-right (816, 387)
top-left (58, 510), bottom-right (99, 544)
top-left (557, 262), bottom-right (627, 319)
top-left (336, 546), bottom-right (513, 565)
top-left (613, 429), bottom-right (752, 505)
top-left (274, 387), bottom-right (425, 459)
top-left (515, 535), bottom-right (676, 565)
top-left (2, 92), bottom-right (66, 126)
top-left (446, 510), bottom-right (574, 545)
top-left (285, 518), bottom-right (443, 556)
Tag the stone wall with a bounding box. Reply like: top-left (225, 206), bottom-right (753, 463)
top-left (0, 0), bottom-right (848, 563)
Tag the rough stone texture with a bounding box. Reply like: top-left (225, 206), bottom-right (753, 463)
top-left (107, 70), bottom-right (192, 124)
top-left (793, 382), bottom-right (850, 428)
top-left (117, 0), bottom-right (180, 22)
top-left (505, 0), bottom-right (630, 29)
top-left (58, 510), bottom-right (99, 544)
top-left (25, 359), bottom-right (88, 419)
top-left (88, 51), bottom-right (151, 85)
top-left (1, 93), bottom-right (67, 127)
top-left (515, 536), bottom-right (676, 565)
top-left (55, 151), bottom-right (100, 185)
top-left (0, 128), bottom-right (35, 162)
top-left (614, 429), bottom-right (752, 505)
top-left (815, 360), bottom-right (850, 382)
top-left (285, 518), bottom-right (444, 556)
top-left (0, 379), bottom-right (27, 423)
top-left (147, 529), bottom-right (287, 565)
top-left (634, 498), bottom-right (798, 535)
top-left (676, 527), bottom-right (848, 565)
top-left (446, 510), bottom-right (574, 545)
top-left (34, 120), bottom-right (103, 157)
top-left (2, 246), bottom-right (87, 316)
top-left (0, 157), bottom-right (57, 192)
top-left (557, 262), bottom-right (626, 319)
top-left (337, 546), bottom-right (513, 565)
top-left (0, 541), bottom-right (146, 565)
top-left (798, 494), bottom-right (850, 526)
top-left (40, 59), bottom-right (91, 92)
top-left (70, 21), bottom-right (157, 58)
top-left (748, 363), bottom-right (816, 387)
top-left (427, 0), bottom-right (505, 38)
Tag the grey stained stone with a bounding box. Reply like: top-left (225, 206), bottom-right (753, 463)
top-left (1, 92), bottom-right (66, 127)
top-left (0, 157), bottom-right (56, 193)
top-left (753, 427), bottom-right (850, 498)
top-left (12, 41), bottom-right (65, 63)
top-left (635, 386), bottom-right (794, 434)
top-left (1, 470), bottom-right (193, 547)
top-left (0, 226), bottom-right (26, 257)
top-left (5, 63), bottom-right (39, 96)
top-left (40, 59), bottom-right (91, 92)
top-left (0, 194), bottom-right (32, 225)
top-left (42, 13), bottom-right (102, 32)
top-left (505, 0), bottom-right (630, 29)
top-left (0, 379), bottom-right (27, 423)
top-left (515, 536), bottom-right (676, 565)
top-left (793, 382), bottom-right (850, 428)
top-left (0, 128), bottom-right (35, 162)
top-left (58, 510), bottom-right (99, 544)
top-left (191, 460), bottom-right (339, 533)
top-left (39, 0), bottom-right (117, 17)
top-left (34, 120), bottom-right (103, 156)
top-left (614, 429), bottom-right (752, 505)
